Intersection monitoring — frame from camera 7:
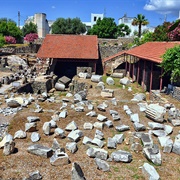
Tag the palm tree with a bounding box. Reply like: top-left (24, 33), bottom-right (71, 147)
top-left (132, 14), bottom-right (149, 38)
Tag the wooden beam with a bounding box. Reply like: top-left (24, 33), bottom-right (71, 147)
top-left (132, 58), bottom-right (135, 81)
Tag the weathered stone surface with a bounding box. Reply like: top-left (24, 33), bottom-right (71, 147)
top-left (54, 128), bottom-right (66, 138)
top-left (91, 138), bottom-right (104, 148)
top-left (164, 125), bottom-right (173, 135)
top-left (111, 98), bottom-right (117, 106)
top-left (97, 114), bottom-right (107, 122)
top-left (115, 124), bottom-right (130, 132)
top-left (94, 158), bottom-right (110, 172)
top-left (91, 75), bottom-right (102, 82)
top-left (97, 104), bottom-right (106, 112)
top-left (82, 136), bottom-right (92, 145)
top-left (119, 77), bottom-right (130, 85)
top-left (31, 132), bottom-right (40, 142)
top-left (67, 130), bottom-right (81, 142)
top-left (93, 122), bottom-right (104, 129)
top-left (71, 162), bottom-right (86, 180)
top-left (111, 150), bottom-right (132, 163)
top-left (130, 114), bottom-right (139, 123)
top-left (152, 130), bottom-right (166, 137)
top-left (27, 116), bottom-right (40, 123)
top-left (52, 138), bottom-right (60, 151)
top-left (133, 122), bottom-right (146, 131)
top-left (65, 121), bottom-right (78, 131)
top-left (141, 133), bottom-right (153, 147)
top-left (113, 134), bottom-right (124, 144)
top-left (75, 106), bottom-right (84, 112)
top-left (55, 82), bottom-right (65, 91)
top-left (86, 147), bottom-right (108, 160)
top-left (3, 141), bottom-right (15, 155)
top-left (142, 162), bottom-right (160, 180)
top-left (86, 111), bottom-right (97, 117)
top-left (49, 120), bottom-right (57, 128)
top-left (27, 144), bottom-right (53, 158)
top-left (83, 122), bottom-right (93, 130)
top-left (112, 114), bottom-right (120, 121)
top-left (27, 170), bottom-right (42, 180)
top-left (50, 150), bottom-right (69, 166)
top-left (172, 134), bottom-right (180, 155)
top-left (42, 122), bottom-right (51, 135)
top-left (169, 119), bottom-right (180, 126)
top-left (106, 77), bottom-right (114, 85)
top-left (109, 110), bottom-right (118, 115)
top-left (0, 133), bottom-right (13, 148)
top-left (101, 89), bottom-right (114, 98)
top-left (130, 142), bottom-right (143, 153)
top-left (87, 103), bottom-right (94, 110)
top-left (6, 99), bottom-right (21, 108)
top-left (163, 138), bottom-right (173, 153)
top-left (25, 122), bottom-right (37, 132)
top-left (107, 137), bottom-right (117, 149)
top-left (95, 129), bottom-right (104, 138)
top-left (145, 104), bottom-right (166, 123)
top-left (143, 144), bottom-right (162, 165)
top-left (148, 122), bottom-right (164, 130)
top-left (104, 120), bottom-right (113, 128)
top-left (59, 110), bottom-right (67, 118)
top-left (66, 142), bottom-right (78, 154)
top-left (14, 130), bottom-right (26, 139)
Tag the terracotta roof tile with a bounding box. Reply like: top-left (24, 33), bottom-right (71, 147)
top-left (126, 41), bottom-right (180, 63)
top-left (37, 34), bottom-right (99, 59)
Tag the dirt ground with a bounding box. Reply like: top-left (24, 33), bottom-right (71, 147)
top-left (0, 77), bottom-right (180, 180)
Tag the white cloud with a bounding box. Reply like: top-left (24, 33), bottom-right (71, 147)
top-left (52, 6), bottom-right (56, 9)
top-left (144, 0), bottom-right (180, 15)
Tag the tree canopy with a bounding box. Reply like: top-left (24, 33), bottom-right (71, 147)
top-left (0, 18), bottom-right (22, 42)
top-left (51, 17), bottom-right (86, 34)
top-left (22, 22), bottom-right (37, 36)
top-left (160, 45), bottom-right (180, 83)
top-left (116, 24), bottom-right (131, 37)
top-left (87, 17), bottom-right (117, 38)
top-left (132, 14), bottom-right (149, 38)
top-left (152, 22), bottom-right (171, 41)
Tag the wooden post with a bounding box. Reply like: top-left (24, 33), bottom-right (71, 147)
top-left (129, 56), bottom-right (131, 78)
top-left (125, 54), bottom-right (127, 75)
top-left (94, 62), bottom-right (97, 74)
top-left (132, 58), bottom-right (135, 81)
top-left (142, 60), bottom-right (146, 91)
top-left (137, 60), bottom-right (140, 87)
top-left (160, 68), bottom-right (163, 91)
top-left (150, 62), bottom-right (153, 93)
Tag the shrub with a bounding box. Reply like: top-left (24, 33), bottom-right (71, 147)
top-left (24, 33), bottom-right (38, 43)
top-left (5, 36), bottom-right (16, 44)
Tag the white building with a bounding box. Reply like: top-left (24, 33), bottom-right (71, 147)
top-left (83, 13), bottom-right (104, 31)
top-left (118, 14), bottom-right (154, 37)
top-left (25, 13), bottom-right (54, 38)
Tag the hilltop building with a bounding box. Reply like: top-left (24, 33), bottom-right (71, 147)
top-left (83, 13), bottom-right (104, 32)
top-left (118, 14), bottom-right (154, 37)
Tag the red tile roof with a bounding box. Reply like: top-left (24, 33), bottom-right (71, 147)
top-left (103, 42), bottom-right (180, 64)
top-left (37, 34), bottom-right (99, 59)
top-left (126, 41), bottom-right (180, 63)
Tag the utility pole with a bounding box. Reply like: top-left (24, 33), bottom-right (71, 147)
top-left (104, 8), bottom-right (106, 17)
top-left (18, 11), bottom-right (20, 28)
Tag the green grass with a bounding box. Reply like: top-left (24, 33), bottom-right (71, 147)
top-left (132, 173), bottom-right (144, 179)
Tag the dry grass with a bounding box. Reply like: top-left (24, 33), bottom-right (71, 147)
top-left (0, 77), bottom-right (180, 180)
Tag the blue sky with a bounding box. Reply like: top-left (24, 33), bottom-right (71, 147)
top-left (1, 0), bottom-right (180, 27)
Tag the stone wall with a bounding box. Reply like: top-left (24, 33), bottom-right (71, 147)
top-left (98, 37), bottom-right (133, 60)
